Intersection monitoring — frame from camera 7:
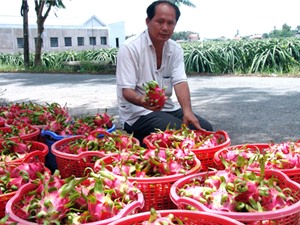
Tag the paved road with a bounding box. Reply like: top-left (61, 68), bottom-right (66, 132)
top-left (1, 73), bottom-right (299, 146)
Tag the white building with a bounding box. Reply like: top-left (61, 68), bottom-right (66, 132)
top-left (0, 15), bottom-right (125, 53)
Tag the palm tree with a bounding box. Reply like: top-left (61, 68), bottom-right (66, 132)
top-left (168, 0), bottom-right (196, 8)
top-left (34, 0), bottom-right (65, 66)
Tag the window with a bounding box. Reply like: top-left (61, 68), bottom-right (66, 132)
top-left (100, 36), bottom-right (107, 45)
top-left (77, 37), bottom-right (84, 46)
top-left (17, 38), bottom-right (24, 48)
top-left (64, 37), bottom-right (72, 47)
top-left (89, 37), bottom-right (96, 45)
top-left (50, 37), bottom-right (58, 47)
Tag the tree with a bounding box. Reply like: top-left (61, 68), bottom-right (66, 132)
top-left (34, 0), bottom-right (66, 66)
top-left (168, 0), bottom-right (196, 8)
top-left (171, 31), bottom-right (195, 41)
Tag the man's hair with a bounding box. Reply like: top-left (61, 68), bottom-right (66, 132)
top-left (146, 0), bottom-right (181, 22)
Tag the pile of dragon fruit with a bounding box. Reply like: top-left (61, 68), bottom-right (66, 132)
top-left (94, 144), bottom-right (200, 178)
top-left (0, 139), bottom-right (42, 163)
top-left (55, 130), bottom-right (140, 156)
top-left (0, 162), bottom-right (48, 195)
top-left (7, 169), bottom-right (142, 224)
top-left (143, 124), bottom-right (225, 150)
top-left (216, 141), bottom-right (300, 170)
top-left (177, 165), bottom-right (297, 213)
top-left (0, 101), bottom-right (114, 136)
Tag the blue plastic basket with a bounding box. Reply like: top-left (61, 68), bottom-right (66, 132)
top-left (41, 124), bottom-right (116, 173)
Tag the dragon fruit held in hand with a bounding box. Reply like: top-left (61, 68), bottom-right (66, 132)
top-left (143, 80), bottom-right (167, 108)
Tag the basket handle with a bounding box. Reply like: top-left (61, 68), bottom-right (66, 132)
top-left (90, 129), bottom-right (112, 138)
top-left (40, 129), bottom-right (71, 139)
top-left (22, 150), bottom-right (48, 163)
top-left (77, 151), bottom-right (106, 160)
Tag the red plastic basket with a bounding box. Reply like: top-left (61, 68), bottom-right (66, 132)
top-left (107, 209), bottom-right (244, 225)
top-left (1, 141), bottom-right (49, 164)
top-left (0, 126), bottom-right (40, 143)
top-left (214, 143), bottom-right (300, 183)
top-left (0, 162), bottom-right (51, 218)
top-left (51, 131), bottom-right (140, 178)
top-left (143, 129), bottom-right (230, 171)
top-left (6, 181), bottom-right (144, 225)
top-left (170, 170), bottom-right (300, 224)
top-left (99, 155), bottom-right (202, 212)
top-left (0, 192), bottom-right (16, 218)
top-left (51, 135), bottom-right (104, 178)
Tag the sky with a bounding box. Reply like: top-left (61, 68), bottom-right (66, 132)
top-left (0, 0), bottom-right (299, 39)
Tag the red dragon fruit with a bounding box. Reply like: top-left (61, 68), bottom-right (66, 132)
top-left (143, 80), bottom-right (167, 108)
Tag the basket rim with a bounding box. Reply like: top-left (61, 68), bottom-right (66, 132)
top-left (41, 124), bottom-right (116, 140)
top-left (170, 170), bottom-right (300, 221)
top-left (107, 209), bottom-right (244, 225)
top-left (6, 180), bottom-right (144, 225)
top-left (51, 130), bottom-right (140, 160)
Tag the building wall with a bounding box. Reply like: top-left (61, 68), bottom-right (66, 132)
top-left (0, 18), bottom-right (125, 53)
top-left (108, 21), bottom-right (125, 48)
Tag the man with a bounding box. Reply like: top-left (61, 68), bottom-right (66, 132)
top-left (116, 0), bottom-right (213, 144)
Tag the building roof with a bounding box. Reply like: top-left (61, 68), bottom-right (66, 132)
top-left (0, 15), bottom-right (108, 29)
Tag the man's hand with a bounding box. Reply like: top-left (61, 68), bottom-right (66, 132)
top-left (183, 111), bottom-right (206, 131)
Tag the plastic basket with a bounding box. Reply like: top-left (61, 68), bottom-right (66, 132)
top-left (143, 129), bottom-right (230, 171)
top-left (0, 162), bottom-right (51, 218)
top-left (170, 170), bottom-right (300, 224)
top-left (41, 124), bottom-right (116, 173)
top-left (51, 135), bottom-right (105, 178)
top-left (6, 182), bottom-right (144, 225)
top-left (214, 143), bottom-right (300, 183)
top-left (0, 126), bottom-right (40, 143)
top-left (100, 155), bottom-right (202, 212)
top-left (0, 192), bottom-right (16, 218)
top-left (1, 141), bottom-right (49, 164)
top-left (107, 209), bottom-right (244, 225)
top-left (51, 130), bottom-right (139, 178)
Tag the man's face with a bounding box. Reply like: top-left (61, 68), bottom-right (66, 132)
top-left (146, 3), bottom-right (177, 44)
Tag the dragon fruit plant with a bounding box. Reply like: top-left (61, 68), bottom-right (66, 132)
top-left (177, 157), bottom-right (296, 213)
top-left (144, 124), bottom-right (225, 150)
top-left (218, 141), bottom-right (300, 170)
top-left (10, 169), bottom-right (141, 224)
top-left (143, 80), bottom-right (167, 108)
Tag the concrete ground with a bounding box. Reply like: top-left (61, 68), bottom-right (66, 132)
top-left (1, 72), bottom-right (299, 145)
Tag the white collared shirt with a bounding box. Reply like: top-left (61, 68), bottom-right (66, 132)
top-left (116, 30), bottom-right (187, 127)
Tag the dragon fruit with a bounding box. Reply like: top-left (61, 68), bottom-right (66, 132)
top-left (141, 208), bottom-right (182, 225)
top-left (143, 80), bottom-right (167, 108)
